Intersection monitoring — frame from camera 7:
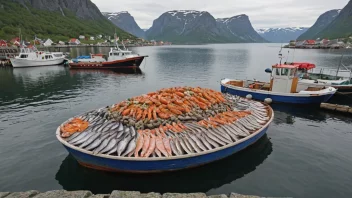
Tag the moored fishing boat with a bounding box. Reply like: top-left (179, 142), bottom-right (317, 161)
top-left (56, 87), bottom-right (273, 173)
top-left (69, 36), bottom-right (147, 70)
top-left (221, 63), bottom-right (336, 104)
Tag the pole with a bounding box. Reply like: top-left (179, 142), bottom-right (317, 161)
top-left (336, 54), bottom-right (344, 80)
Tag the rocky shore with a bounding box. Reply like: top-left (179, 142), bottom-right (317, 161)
top-left (0, 190), bottom-right (265, 198)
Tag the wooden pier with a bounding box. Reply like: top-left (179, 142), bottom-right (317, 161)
top-left (320, 103), bottom-right (352, 114)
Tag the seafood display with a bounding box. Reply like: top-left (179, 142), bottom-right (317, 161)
top-left (59, 87), bottom-right (271, 158)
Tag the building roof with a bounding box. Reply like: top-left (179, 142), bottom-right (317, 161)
top-left (69, 38), bottom-right (79, 42)
top-left (305, 40), bottom-right (315, 44)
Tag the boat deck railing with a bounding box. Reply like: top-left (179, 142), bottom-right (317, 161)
top-left (309, 68), bottom-right (352, 79)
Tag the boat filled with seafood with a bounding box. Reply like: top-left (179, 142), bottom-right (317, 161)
top-left (56, 87), bottom-right (274, 172)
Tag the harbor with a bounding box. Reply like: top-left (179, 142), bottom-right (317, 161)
top-left (1, 44), bottom-right (352, 197)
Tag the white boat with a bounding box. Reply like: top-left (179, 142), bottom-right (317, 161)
top-left (10, 47), bottom-right (65, 68)
top-left (221, 63), bottom-right (336, 104)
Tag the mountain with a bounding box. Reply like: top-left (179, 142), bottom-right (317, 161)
top-left (216, 14), bottom-right (266, 43)
top-left (297, 9), bottom-right (341, 40)
top-left (257, 27), bottom-right (309, 42)
top-left (0, 0), bottom-right (134, 42)
top-left (146, 10), bottom-right (224, 44)
top-left (103, 11), bottom-right (145, 39)
top-left (312, 1), bottom-right (352, 39)
top-left (146, 10), bottom-right (265, 43)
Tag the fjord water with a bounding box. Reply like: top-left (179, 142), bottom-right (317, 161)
top-left (1, 44), bottom-right (352, 197)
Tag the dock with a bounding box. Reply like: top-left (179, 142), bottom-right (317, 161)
top-left (320, 103), bottom-right (352, 114)
top-left (0, 190), bottom-right (269, 198)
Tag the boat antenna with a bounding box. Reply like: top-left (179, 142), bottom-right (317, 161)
top-left (336, 54), bottom-right (344, 80)
top-left (291, 40), bottom-right (297, 63)
top-left (278, 43), bottom-right (283, 64)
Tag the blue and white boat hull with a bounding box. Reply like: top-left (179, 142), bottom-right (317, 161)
top-left (56, 107), bottom-right (274, 173)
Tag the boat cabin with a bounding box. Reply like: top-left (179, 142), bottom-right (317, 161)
top-left (107, 47), bottom-right (138, 61)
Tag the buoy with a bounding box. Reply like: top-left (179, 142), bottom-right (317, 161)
top-left (246, 94), bottom-right (252, 99)
top-left (264, 98), bottom-right (272, 104)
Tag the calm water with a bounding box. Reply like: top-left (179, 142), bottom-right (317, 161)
top-left (1, 44), bottom-right (352, 197)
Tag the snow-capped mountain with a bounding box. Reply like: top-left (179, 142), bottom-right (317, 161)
top-left (256, 27), bottom-right (309, 42)
top-left (102, 11), bottom-right (145, 38)
top-left (217, 14), bottom-right (266, 43)
top-left (146, 10), bottom-right (265, 43)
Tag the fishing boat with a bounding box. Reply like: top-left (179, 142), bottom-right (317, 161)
top-left (56, 87), bottom-right (273, 173)
top-left (69, 39), bottom-right (147, 70)
top-left (221, 63), bottom-right (336, 104)
top-left (10, 47), bottom-right (66, 68)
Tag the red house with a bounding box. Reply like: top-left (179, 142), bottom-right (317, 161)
top-left (0, 40), bottom-right (7, 47)
top-left (303, 40), bottom-right (316, 45)
top-left (10, 37), bottom-right (20, 46)
top-left (68, 38), bottom-right (81, 45)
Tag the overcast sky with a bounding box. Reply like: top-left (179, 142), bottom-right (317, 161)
top-left (91, 0), bottom-right (349, 29)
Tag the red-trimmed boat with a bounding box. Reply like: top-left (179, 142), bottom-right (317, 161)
top-left (69, 45), bottom-right (148, 69)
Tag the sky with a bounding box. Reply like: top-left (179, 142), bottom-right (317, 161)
top-left (91, 0), bottom-right (349, 29)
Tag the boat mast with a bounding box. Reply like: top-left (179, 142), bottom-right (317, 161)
top-left (336, 54), bottom-right (344, 80)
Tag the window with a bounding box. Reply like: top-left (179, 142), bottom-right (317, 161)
top-left (275, 68), bottom-right (280, 76)
top-left (281, 68), bottom-right (289, 76)
top-left (49, 55), bottom-right (53, 59)
top-left (113, 53), bottom-right (118, 56)
top-left (20, 54), bottom-right (28, 58)
top-left (122, 53), bottom-right (125, 56)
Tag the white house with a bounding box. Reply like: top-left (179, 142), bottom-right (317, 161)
top-left (90, 36), bottom-right (95, 41)
top-left (43, 38), bottom-right (53, 46)
top-left (69, 38), bottom-right (81, 45)
top-left (79, 35), bottom-right (85, 40)
top-left (97, 35), bottom-right (103, 39)
top-left (58, 41), bottom-right (65, 45)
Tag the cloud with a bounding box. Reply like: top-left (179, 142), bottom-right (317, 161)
top-left (91, 0), bottom-right (349, 29)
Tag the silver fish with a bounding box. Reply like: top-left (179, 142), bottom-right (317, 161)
top-left (205, 130), bottom-right (227, 146)
top-left (100, 138), bottom-right (117, 154)
top-left (174, 138), bottom-right (185, 155)
top-left (79, 133), bottom-right (100, 148)
top-left (211, 129), bottom-right (232, 144)
top-left (188, 133), bottom-right (207, 151)
top-left (202, 133), bottom-right (219, 148)
top-left (197, 133), bottom-right (212, 150)
top-left (213, 127), bottom-right (232, 142)
top-left (234, 122), bottom-right (250, 135)
top-left (186, 136), bottom-right (202, 153)
top-left (178, 138), bottom-right (192, 154)
top-left (122, 136), bottom-right (136, 157)
top-left (94, 135), bottom-right (114, 154)
top-left (169, 139), bottom-right (180, 156)
top-left (110, 122), bottom-right (120, 130)
top-left (68, 131), bottom-right (91, 144)
top-left (72, 132), bottom-right (96, 146)
top-left (221, 125), bottom-right (239, 142)
top-left (130, 126), bottom-right (136, 137)
top-left (117, 122), bottom-right (124, 131)
top-left (65, 132), bottom-right (81, 142)
top-left (85, 138), bottom-right (102, 151)
top-left (116, 131), bottom-right (124, 139)
top-left (117, 134), bottom-right (132, 156)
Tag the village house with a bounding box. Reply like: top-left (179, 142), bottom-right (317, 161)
top-left (10, 37), bottom-right (20, 46)
top-left (97, 35), bottom-right (103, 39)
top-left (303, 40), bottom-right (316, 46)
top-left (79, 35), bottom-right (85, 40)
top-left (58, 41), bottom-right (65, 45)
top-left (43, 38), bottom-right (53, 46)
top-left (69, 38), bottom-right (81, 45)
top-left (0, 40), bottom-right (8, 47)
top-left (90, 36), bottom-right (95, 41)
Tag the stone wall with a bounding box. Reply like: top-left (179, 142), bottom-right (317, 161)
top-left (0, 190), bottom-right (263, 198)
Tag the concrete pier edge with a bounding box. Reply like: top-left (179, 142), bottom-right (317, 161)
top-left (0, 190), bottom-right (274, 198)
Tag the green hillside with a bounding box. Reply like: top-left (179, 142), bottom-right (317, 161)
top-left (0, 1), bottom-right (135, 42)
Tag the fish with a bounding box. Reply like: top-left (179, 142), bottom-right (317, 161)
top-left (188, 133), bottom-right (207, 151)
top-left (134, 133), bottom-right (144, 157)
top-left (154, 147), bottom-right (163, 157)
top-left (174, 138), bottom-right (185, 155)
top-left (115, 130), bottom-right (124, 139)
top-left (110, 122), bottom-right (120, 130)
top-left (205, 130), bottom-right (227, 146)
top-left (68, 131), bottom-right (90, 144)
top-left (213, 127), bottom-right (232, 142)
top-left (100, 138), bottom-right (118, 154)
top-left (144, 134), bottom-right (156, 157)
top-left (197, 133), bottom-right (212, 150)
top-left (122, 136), bottom-right (136, 157)
top-left (185, 135), bottom-right (202, 153)
top-left (107, 144), bottom-right (118, 155)
top-left (94, 135), bottom-right (114, 154)
top-left (130, 126), bottom-right (136, 137)
top-left (140, 134), bottom-right (150, 157)
top-left (228, 123), bottom-right (247, 137)
top-left (85, 137), bottom-right (103, 151)
top-left (221, 125), bottom-right (239, 141)
top-left (65, 132), bottom-right (81, 142)
top-left (79, 133), bottom-right (100, 148)
top-left (169, 139), bottom-right (180, 156)
top-left (156, 135), bottom-right (168, 157)
top-left (178, 137), bottom-right (193, 154)
top-left (162, 137), bottom-right (172, 156)
top-left (234, 122), bottom-right (250, 136)
top-left (117, 134), bottom-right (132, 156)
top-left (210, 129), bottom-right (232, 144)
top-left (117, 122), bottom-right (124, 131)
top-left (72, 132), bottom-right (96, 146)
top-left (202, 133), bottom-right (219, 148)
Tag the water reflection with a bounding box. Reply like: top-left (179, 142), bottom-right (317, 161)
top-left (55, 135), bottom-right (272, 194)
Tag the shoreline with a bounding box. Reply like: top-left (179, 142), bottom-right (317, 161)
top-left (0, 190), bottom-right (272, 198)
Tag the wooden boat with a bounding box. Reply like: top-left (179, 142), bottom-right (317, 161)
top-left (221, 63), bottom-right (336, 104)
top-left (56, 106), bottom-right (273, 173)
